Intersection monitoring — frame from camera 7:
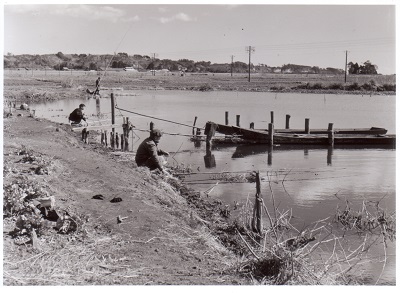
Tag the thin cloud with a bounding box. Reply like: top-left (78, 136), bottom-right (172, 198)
top-left (158, 12), bottom-right (197, 24)
top-left (5, 4), bottom-right (140, 23)
top-left (158, 7), bottom-right (169, 13)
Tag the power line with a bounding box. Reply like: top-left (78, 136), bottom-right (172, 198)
top-left (153, 37), bottom-right (394, 57)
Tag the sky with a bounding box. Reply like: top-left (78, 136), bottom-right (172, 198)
top-left (2, 1), bottom-right (397, 74)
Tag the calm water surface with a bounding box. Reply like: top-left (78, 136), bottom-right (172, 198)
top-left (33, 90), bottom-right (396, 284)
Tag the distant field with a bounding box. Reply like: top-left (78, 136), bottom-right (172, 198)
top-left (3, 69), bottom-right (396, 104)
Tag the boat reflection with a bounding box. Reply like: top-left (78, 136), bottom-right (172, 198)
top-left (201, 143), bottom-right (394, 168)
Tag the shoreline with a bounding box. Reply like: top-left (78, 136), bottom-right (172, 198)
top-left (3, 109), bottom-right (252, 285)
top-left (3, 72), bottom-right (396, 105)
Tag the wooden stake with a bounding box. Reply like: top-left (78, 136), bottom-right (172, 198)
top-left (305, 118), bottom-right (310, 134)
top-left (270, 111), bottom-right (274, 124)
top-left (126, 117), bottom-right (130, 138)
top-left (225, 111), bottom-right (229, 125)
top-left (285, 114), bottom-right (291, 129)
top-left (115, 132), bottom-right (119, 149)
top-left (111, 132), bottom-right (115, 149)
top-left (236, 115), bottom-right (240, 127)
top-left (268, 123), bottom-right (274, 146)
top-left (251, 171), bottom-right (263, 236)
top-left (81, 128), bottom-right (86, 141)
top-left (111, 93), bottom-right (115, 134)
top-left (192, 116), bottom-right (198, 135)
top-left (124, 135), bottom-right (129, 151)
top-left (205, 122), bottom-right (217, 148)
top-left (328, 123), bottom-right (334, 145)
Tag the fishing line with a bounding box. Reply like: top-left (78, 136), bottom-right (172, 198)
top-left (91, 22), bottom-right (135, 99)
top-left (115, 106), bottom-right (206, 130)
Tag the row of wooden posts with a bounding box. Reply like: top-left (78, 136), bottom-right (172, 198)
top-left (81, 117), bottom-right (132, 151)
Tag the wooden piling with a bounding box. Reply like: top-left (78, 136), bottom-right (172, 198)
top-left (124, 135), bottom-right (129, 151)
top-left (115, 132), bottom-right (119, 149)
top-left (150, 121), bottom-right (154, 131)
top-left (125, 117), bottom-right (130, 138)
top-left (205, 122), bottom-right (217, 148)
top-left (225, 111), bottom-right (229, 125)
top-left (111, 93), bottom-right (115, 134)
top-left (121, 134), bottom-right (124, 150)
top-left (268, 123), bottom-right (274, 146)
top-left (285, 114), bottom-right (291, 129)
top-left (110, 132), bottom-right (115, 149)
top-left (81, 128), bottom-right (86, 141)
top-left (328, 123), bottom-right (334, 145)
top-left (192, 116), bottom-right (198, 135)
top-left (270, 111), bottom-right (274, 124)
top-left (305, 118), bottom-right (310, 134)
top-left (327, 146), bottom-right (333, 166)
top-left (104, 130), bottom-right (108, 147)
top-left (236, 115), bottom-right (240, 127)
top-left (122, 117), bottom-right (126, 137)
top-left (251, 171), bottom-right (263, 236)
top-left (101, 130), bottom-right (105, 145)
top-left (250, 122), bottom-right (254, 129)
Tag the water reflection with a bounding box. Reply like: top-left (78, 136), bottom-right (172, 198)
top-left (222, 144), bottom-right (395, 168)
top-left (204, 147), bottom-right (216, 168)
top-left (95, 97), bottom-right (101, 117)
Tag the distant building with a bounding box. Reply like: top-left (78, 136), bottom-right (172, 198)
top-left (124, 67), bottom-right (138, 72)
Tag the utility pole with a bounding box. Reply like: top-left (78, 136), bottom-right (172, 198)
top-left (344, 50), bottom-right (348, 83)
top-left (151, 53), bottom-right (158, 76)
top-left (246, 46), bottom-right (255, 82)
top-left (230, 55), bottom-right (234, 77)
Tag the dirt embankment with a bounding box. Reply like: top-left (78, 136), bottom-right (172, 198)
top-left (3, 109), bottom-right (250, 285)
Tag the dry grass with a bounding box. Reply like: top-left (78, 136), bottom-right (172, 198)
top-left (224, 173), bottom-right (396, 285)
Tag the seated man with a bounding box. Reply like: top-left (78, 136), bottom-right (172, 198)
top-left (69, 103), bottom-right (87, 126)
top-left (135, 129), bottom-right (169, 173)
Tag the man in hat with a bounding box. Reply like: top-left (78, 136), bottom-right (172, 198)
top-left (69, 103), bottom-right (87, 126)
top-left (135, 129), bottom-right (170, 173)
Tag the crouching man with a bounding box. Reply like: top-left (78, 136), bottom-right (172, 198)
top-left (135, 129), bottom-right (170, 174)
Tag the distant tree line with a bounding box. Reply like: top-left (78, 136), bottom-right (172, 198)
top-left (348, 60), bottom-right (378, 75)
top-left (3, 52), bottom-right (380, 75)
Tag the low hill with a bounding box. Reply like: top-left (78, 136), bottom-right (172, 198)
top-left (4, 52), bottom-right (346, 75)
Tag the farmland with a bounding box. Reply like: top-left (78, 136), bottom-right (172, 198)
top-left (3, 69), bottom-right (396, 105)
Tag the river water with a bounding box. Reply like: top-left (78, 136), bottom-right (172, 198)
top-left (32, 90), bottom-right (396, 285)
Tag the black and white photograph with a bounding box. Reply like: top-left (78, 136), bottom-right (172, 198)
top-left (2, 0), bottom-right (397, 287)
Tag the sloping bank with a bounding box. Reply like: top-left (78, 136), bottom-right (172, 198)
top-left (5, 109), bottom-right (388, 286)
top-left (3, 108), bottom-right (253, 285)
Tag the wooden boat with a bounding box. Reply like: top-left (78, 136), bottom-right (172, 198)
top-left (202, 122), bottom-right (395, 147)
top-left (272, 127), bottom-right (387, 135)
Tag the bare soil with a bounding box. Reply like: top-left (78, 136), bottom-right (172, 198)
top-left (3, 109), bottom-right (250, 285)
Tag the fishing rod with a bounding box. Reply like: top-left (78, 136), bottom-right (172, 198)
top-left (91, 22), bottom-right (134, 98)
